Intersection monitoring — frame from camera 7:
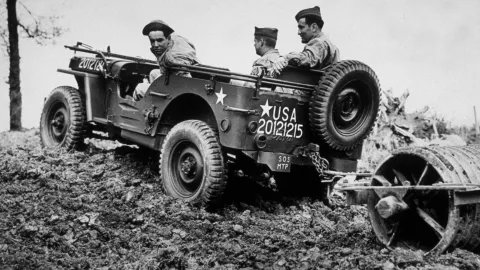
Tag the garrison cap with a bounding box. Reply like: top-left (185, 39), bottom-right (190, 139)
top-left (254, 27), bottom-right (278, 40)
top-left (142, 20), bottom-right (174, 36)
top-left (295, 6), bottom-right (323, 23)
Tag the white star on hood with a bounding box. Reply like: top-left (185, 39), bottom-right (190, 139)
top-left (260, 99), bottom-right (273, 117)
top-left (215, 87), bottom-right (227, 105)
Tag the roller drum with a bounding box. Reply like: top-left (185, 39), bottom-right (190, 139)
top-left (368, 145), bottom-right (480, 254)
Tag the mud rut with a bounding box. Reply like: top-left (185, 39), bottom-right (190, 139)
top-left (0, 130), bottom-right (479, 270)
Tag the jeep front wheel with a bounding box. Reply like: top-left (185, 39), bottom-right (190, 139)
top-left (309, 60), bottom-right (380, 150)
top-left (159, 120), bottom-right (226, 207)
top-left (39, 86), bottom-right (86, 150)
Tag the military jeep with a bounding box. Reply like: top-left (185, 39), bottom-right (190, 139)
top-left (40, 42), bottom-right (380, 207)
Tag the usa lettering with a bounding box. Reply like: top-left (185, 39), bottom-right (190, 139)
top-left (272, 106), bottom-right (297, 122)
top-left (258, 106), bottom-right (303, 138)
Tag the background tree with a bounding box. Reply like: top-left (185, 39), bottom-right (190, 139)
top-left (1, 0), bottom-right (64, 130)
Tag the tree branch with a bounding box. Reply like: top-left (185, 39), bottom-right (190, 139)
top-left (0, 28), bottom-right (9, 55)
top-left (12, 0), bottom-right (66, 45)
top-left (17, 17), bottom-right (65, 45)
top-left (17, 0), bottom-right (39, 25)
top-left (17, 21), bottom-right (35, 38)
top-left (0, 0), bottom-right (65, 50)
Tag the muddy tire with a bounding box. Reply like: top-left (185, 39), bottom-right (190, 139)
top-left (309, 60), bottom-right (380, 150)
top-left (40, 86), bottom-right (86, 150)
top-left (159, 120), bottom-right (226, 208)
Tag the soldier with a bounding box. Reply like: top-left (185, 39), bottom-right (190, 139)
top-left (250, 27), bottom-right (281, 78)
top-left (247, 27), bottom-right (304, 95)
top-left (134, 20), bottom-right (199, 100)
top-left (274, 6), bottom-right (339, 72)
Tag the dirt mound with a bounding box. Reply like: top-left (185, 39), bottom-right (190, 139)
top-left (359, 90), bottom-right (468, 171)
top-left (0, 129), bottom-right (478, 269)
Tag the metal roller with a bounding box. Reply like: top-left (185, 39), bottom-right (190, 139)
top-left (367, 145), bottom-right (480, 254)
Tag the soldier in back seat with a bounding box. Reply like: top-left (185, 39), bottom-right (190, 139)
top-left (273, 6), bottom-right (339, 73)
top-left (233, 27), bottom-right (282, 89)
top-left (248, 27), bottom-right (304, 95)
top-left (250, 27), bottom-right (282, 78)
top-left (134, 20), bottom-right (199, 100)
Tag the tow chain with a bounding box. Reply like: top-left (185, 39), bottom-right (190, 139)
top-left (308, 151), bottom-right (372, 180)
top-left (308, 151), bottom-right (329, 177)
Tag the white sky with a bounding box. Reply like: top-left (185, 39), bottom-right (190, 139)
top-left (1, 0), bottom-right (480, 131)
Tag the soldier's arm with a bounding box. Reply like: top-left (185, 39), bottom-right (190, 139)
top-left (163, 52), bottom-right (195, 67)
top-left (250, 65), bottom-right (264, 76)
top-left (162, 39), bottom-right (198, 67)
top-left (286, 41), bottom-right (328, 68)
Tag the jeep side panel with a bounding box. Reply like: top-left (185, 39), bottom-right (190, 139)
top-left (145, 75), bottom-right (312, 151)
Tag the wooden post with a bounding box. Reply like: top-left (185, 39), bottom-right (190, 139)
top-left (432, 118), bottom-right (439, 139)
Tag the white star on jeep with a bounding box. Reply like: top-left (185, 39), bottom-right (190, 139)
top-left (215, 87), bottom-right (227, 105)
top-left (260, 99), bottom-right (273, 117)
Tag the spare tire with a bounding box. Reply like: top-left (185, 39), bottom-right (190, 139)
top-left (309, 60), bottom-right (380, 150)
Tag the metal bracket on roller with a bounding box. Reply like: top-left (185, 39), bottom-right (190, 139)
top-left (337, 175), bottom-right (480, 206)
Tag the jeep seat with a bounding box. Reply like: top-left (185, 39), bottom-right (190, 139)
top-left (276, 65), bottom-right (321, 86)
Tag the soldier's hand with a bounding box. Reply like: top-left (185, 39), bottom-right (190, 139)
top-left (133, 91), bottom-right (143, 101)
top-left (133, 80), bottom-right (150, 101)
top-left (272, 56), bottom-right (287, 75)
top-left (285, 52), bottom-right (301, 66)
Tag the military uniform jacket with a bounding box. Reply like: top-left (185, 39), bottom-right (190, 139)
top-left (289, 32), bottom-right (339, 70)
top-left (250, 49), bottom-right (281, 78)
top-left (157, 34), bottom-right (199, 74)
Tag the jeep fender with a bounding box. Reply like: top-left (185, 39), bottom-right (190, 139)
top-left (57, 69), bottom-right (106, 122)
top-left (155, 93), bottom-right (218, 137)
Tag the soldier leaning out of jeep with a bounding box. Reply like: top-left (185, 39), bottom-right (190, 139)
top-left (133, 20), bottom-right (199, 101)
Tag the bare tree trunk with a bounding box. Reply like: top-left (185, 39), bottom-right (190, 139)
top-left (7, 0), bottom-right (22, 131)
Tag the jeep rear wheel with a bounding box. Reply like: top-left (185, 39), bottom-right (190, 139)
top-left (40, 86), bottom-right (86, 150)
top-left (310, 60), bottom-right (380, 150)
top-left (160, 120), bottom-right (226, 208)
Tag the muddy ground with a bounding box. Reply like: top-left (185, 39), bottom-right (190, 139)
top-left (1, 129), bottom-right (480, 270)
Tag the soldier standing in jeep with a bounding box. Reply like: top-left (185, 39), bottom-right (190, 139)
top-left (134, 20), bottom-right (199, 100)
top-left (276, 6), bottom-right (339, 72)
